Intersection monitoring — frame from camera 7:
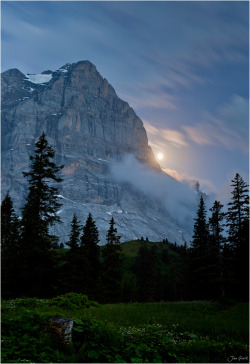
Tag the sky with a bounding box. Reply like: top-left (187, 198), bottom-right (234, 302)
top-left (1, 0), bottom-right (249, 200)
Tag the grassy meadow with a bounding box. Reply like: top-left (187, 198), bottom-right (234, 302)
top-left (1, 295), bottom-right (249, 363)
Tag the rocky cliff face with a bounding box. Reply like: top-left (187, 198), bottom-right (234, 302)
top-left (1, 60), bottom-right (191, 244)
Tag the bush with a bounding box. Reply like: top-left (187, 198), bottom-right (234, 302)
top-left (2, 297), bottom-right (49, 310)
top-left (49, 292), bottom-right (98, 309)
top-left (1, 313), bottom-right (54, 363)
top-left (73, 318), bottom-right (123, 363)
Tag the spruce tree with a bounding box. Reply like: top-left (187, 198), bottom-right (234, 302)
top-left (101, 217), bottom-right (123, 303)
top-left (191, 196), bottom-right (210, 255)
top-left (20, 132), bottom-right (64, 297)
top-left (22, 133), bottom-right (64, 247)
top-left (209, 201), bottom-right (225, 247)
top-left (190, 195), bottom-right (211, 299)
top-left (1, 192), bottom-right (21, 298)
top-left (106, 217), bottom-right (121, 245)
top-left (67, 213), bottom-right (82, 250)
top-left (1, 192), bottom-right (20, 256)
top-left (64, 214), bottom-right (85, 294)
top-left (80, 213), bottom-right (100, 299)
top-left (208, 200), bottom-right (226, 299)
top-left (226, 173), bottom-right (249, 299)
top-left (226, 173), bottom-right (249, 249)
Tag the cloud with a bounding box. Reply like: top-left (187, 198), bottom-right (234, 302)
top-left (110, 154), bottom-right (199, 230)
top-left (121, 85), bottom-right (177, 111)
top-left (183, 95), bottom-right (249, 153)
top-left (162, 168), bottom-right (217, 196)
top-left (161, 129), bottom-right (189, 148)
top-left (144, 121), bottom-right (188, 149)
top-left (163, 168), bottom-right (199, 189)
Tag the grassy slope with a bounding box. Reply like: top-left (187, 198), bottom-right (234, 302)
top-left (120, 239), bottom-right (179, 257)
top-left (3, 300), bottom-right (248, 344)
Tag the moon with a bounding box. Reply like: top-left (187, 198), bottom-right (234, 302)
top-left (157, 153), bottom-right (164, 161)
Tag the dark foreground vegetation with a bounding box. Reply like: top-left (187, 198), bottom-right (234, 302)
top-left (2, 294), bottom-right (249, 363)
top-left (1, 134), bottom-right (249, 362)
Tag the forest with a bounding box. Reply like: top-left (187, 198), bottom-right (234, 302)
top-left (2, 132), bottom-right (249, 302)
top-left (1, 133), bottom-right (249, 363)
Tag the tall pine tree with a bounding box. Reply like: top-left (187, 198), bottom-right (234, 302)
top-left (101, 217), bottom-right (123, 303)
top-left (80, 213), bottom-right (100, 299)
top-left (226, 173), bottom-right (249, 300)
top-left (1, 192), bottom-right (20, 256)
top-left (208, 200), bottom-right (226, 299)
top-left (1, 192), bottom-right (21, 298)
top-left (190, 195), bottom-right (211, 299)
top-left (226, 173), bottom-right (249, 249)
top-left (63, 214), bottom-right (85, 294)
top-left (67, 213), bottom-right (82, 250)
top-left (20, 133), bottom-right (64, 297)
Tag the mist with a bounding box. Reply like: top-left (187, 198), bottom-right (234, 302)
top-left (110, 154), bottom-right (200, 231)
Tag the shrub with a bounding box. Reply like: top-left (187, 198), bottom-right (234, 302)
top-left (73, 318), bottom-right (123, 362)
top-left (49, 292), bottom-right (98, 309)
top-left (1, 313), bottom-right (53, 362)
top-left (2, 297), bottom-right (48, 310)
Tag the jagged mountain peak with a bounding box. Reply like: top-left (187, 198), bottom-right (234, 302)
top-left (2, 68), bottom-right (26, 78)
top-left (1, 60), bottom-right (191, 245)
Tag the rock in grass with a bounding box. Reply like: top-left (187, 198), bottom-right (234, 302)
top-left (51, 317), bottom-right (74, 345)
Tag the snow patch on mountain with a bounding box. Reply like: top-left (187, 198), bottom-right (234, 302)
top-left (25, 74), bottom-right (52, 84)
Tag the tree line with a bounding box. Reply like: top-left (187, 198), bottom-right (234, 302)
top-left (1, 133), bottom-right (249, 302)
top-left (189, 177), bottom-right (249, 301)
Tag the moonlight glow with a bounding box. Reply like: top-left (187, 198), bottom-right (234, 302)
top-left (157, 153), bottom-right (164, 161)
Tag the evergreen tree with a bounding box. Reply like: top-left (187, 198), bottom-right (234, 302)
top-left (22, 133), bottom-right (64, 247)
top-left (20, 132), bottom-right (64, 297)
top-left (80, 213), bottom-right (100, 299)
top-left (1, 192), bottom-right (21, 298)
top-left (1, 192), bottom-right (20, 256)
top-left (106, 217), bottom-right (121, 245)
top-left (101, 217), bottom-right (123, 303)
top-left (226, 173), bottom-right (249, 249)
top-left (209, 201), bottom-right (225, 246)
top-left (208, 200), bottom-right (226, 299)
top-left (66, 213), bottom-right (82, 250)
top-left (190, 195), bottom-right (211, 299)
top-left (226, 173), bottom-right (249, 299)
top-left (191, 196), bottom-right (210, 255)
top-left (63, 214), bottom-right (86, 294)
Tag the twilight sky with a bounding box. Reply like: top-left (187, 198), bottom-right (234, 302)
top-left (1, 1), bottom-right (249, 198)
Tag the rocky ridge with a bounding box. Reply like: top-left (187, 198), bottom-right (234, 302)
top-left (1, 60), bottom-right (191, 244)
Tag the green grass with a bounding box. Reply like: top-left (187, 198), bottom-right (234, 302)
top-left (120, 240), bottom-right (168, 258)
top-left (81, 301), bottom-right (249, 343)
top-left (2, 298), bottom-right (249, 363)
top-left (2, 299), bottom-right (248, 343)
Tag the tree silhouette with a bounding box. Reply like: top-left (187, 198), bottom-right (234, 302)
top-left (226, 173), bottom-right (249, 250)
top-left (226, 173), bottom-right (249, 299)
top-left (190, 196), bottom-right (211, 299)
top-left (64, 214), bottom-right (85, 294)
top-left (80, 213), bottom-right (100, 299)
top-left (1, 192), bottom-right (21, 298)
top-left (67, 213), bottom-right (82, 250)
top-left (208, 200), bottom-right (226, 299)
top-left (101, 217), bottom-right (123, 303)
top-left (20, 132), bottom-right (64, 297)
top-left (1, 192), bottom-right (20, 256)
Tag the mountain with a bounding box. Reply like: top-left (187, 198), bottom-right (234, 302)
top-left (1, 60), bottom-right (192, 244)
